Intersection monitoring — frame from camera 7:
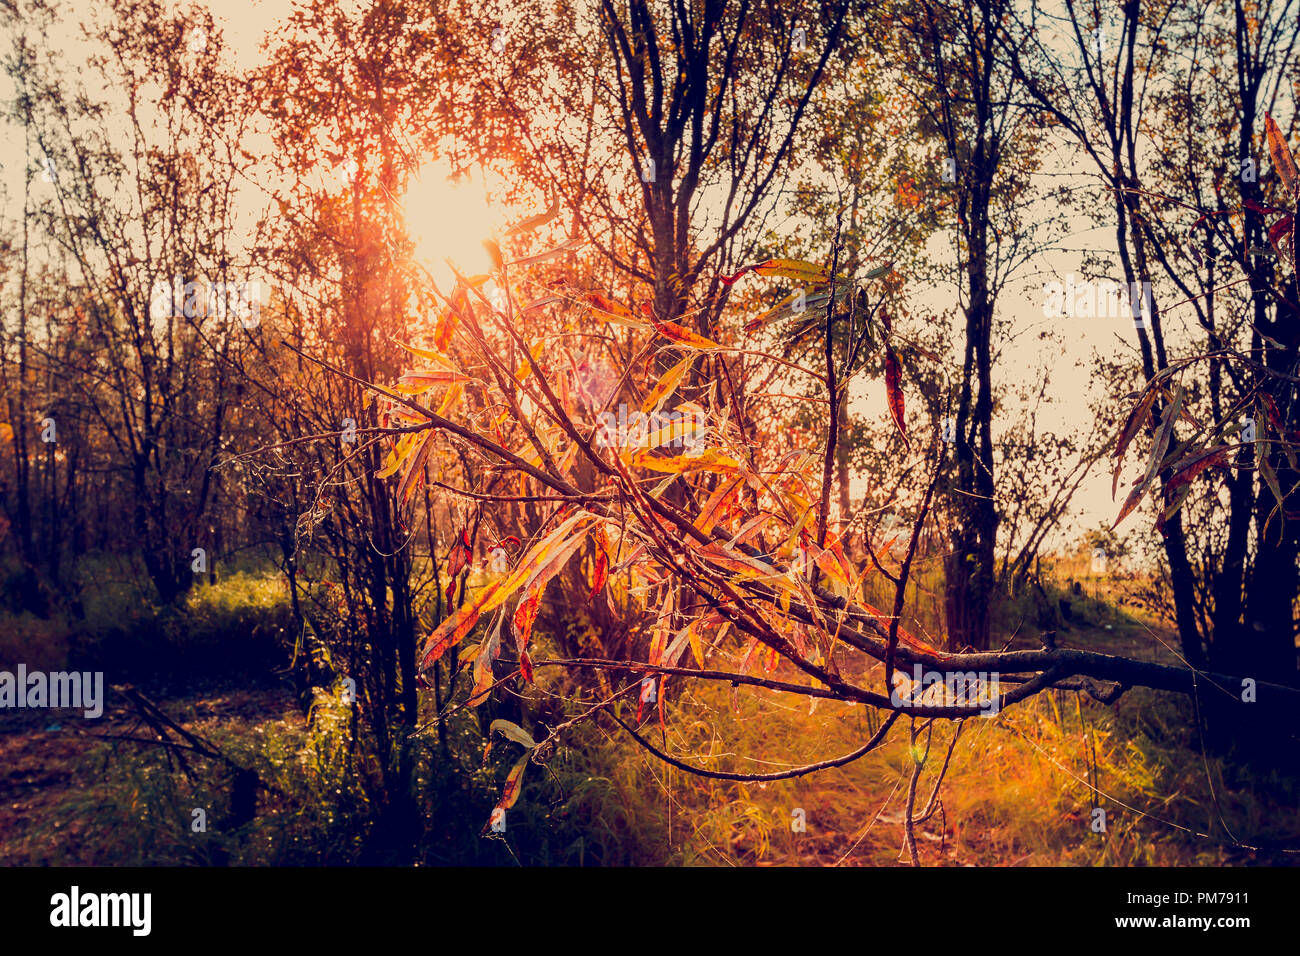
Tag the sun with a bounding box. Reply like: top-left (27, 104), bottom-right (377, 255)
top-left (403, 159), bottom-right (507, 292)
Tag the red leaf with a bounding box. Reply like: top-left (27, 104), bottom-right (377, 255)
top-left (513, 592), bottom-right (542, 652)
top-left (650, 318), bottom-right (722, 350)
top-left (885, 346), bottom-right (907, 446)
top-left (589, 533), bottom-right (609, 602)
top-left (519, 648), bottom-right (535, 684)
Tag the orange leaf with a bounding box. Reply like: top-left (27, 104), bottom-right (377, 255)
top-left (589, 526), bottom-right (610, 602)
top-left (420, 580), bottom-right (504, 671)
top-left (1266, 112), bottom-right (1299, 200)
top-left (650, 318), bottom-right (722, 350)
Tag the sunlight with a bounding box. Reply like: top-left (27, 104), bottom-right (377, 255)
top-left (403, 159), bottom-right (506, 292)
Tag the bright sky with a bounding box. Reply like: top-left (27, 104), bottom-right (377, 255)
top-left (0, 0), bottom-right (1181, 562)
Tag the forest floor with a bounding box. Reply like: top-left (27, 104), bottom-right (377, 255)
top-left (0, 681), bottom-right (303, 865)
top-left (2, 572), bottom-right (1298, 865)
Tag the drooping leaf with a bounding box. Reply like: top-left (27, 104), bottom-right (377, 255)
top-left (721, 258), bottom-right (832, 286)
top-left (507, 235), bottom-right (583, 268)
top-left (885, 346), bottom-right (907, 446)
top-left (504, 197), bottom-right (560, 237)
top-left (1114, 385), bottom-right (1184, 529)
top-left (420, 579), bottom-right (504, 671)
top-left (694, 477), bottom-right (743, 535)
top-left (489, 719), bottom-right (537, 749)
top-left (643, 355), bottom-right (694, 414)
top-left (650, 318), bottom-right (722, 350)
top-left (589, 526), bottom-right (610, 602)
top-left (1164, 445), bottom-right (1230, 496)
top-left (633, 447), bottom-right (740, 474)
top-left (1112, 385), bottom-right (1159, 498)
top-left (1265, 112), bottom-right (1299, 201)
top-left (497, 753), bottom-right (528, 809)
top-left (511, 527), bottom-right (593, 651)
top-left (396, 431), bottom-right (436, 505)
top-left (583, 292), bottom-right (646, 328)
top-left (467, 622), bottom-right (501, 707)
top-left (480, 752), bottom-right (530, 835)
top-left (377, 431), bottom-right (418, 479)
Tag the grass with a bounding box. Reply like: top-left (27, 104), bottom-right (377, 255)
top-left (561, 667), bottom-right (1299, 866)
top-left (2, 554), bottom-right (1295, 866)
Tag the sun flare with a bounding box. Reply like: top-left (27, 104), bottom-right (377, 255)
top-left (403, 159), bottom-right (506, 291)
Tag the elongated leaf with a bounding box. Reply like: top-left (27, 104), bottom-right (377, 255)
top-left (885, 346), bottom-right (907, 446)
top-left (396, 431), bottom-right (436, 505)
top-left (490, 719), bottom-right (537, 749)
top-left (1114, 385), bottom-right (1184, 529)
top-left (633, 447), bottom-right (740, 474)
top-left (487, 753), bottom-right (530, 828)
top-left (511, 527), bottom-right (593, 650)
top-left (486, 512), bottom-right (592, 614)
top-left (504, 197), bottom-right (560, 237)
top-left (651, 318), bottom-right (722, 350)
top-left (395, 340), bottom-right (455, 365)
top-left (643, 355), bottom-right (694, 414)
top-left (377, 432), bottom-right (418, 479)
top-left (1112, 386), bottom-right (1159, 498)
top-left (722, 258), bottom-right (834, 286)
top-left (1164, 445), bottom-right (1230, 496)
top-left (467, 623), bottom-right (501, 707)
top-left (1266, 112), bottom-right (1299, 200)
top-left (694, 477), bottom-right (743, 535)
top-left (420, 579), bottom-right (504, 670)
top-left (507, 235), bottom-right (583, 268)
top-left (589, 526), bottom-right (610, 602)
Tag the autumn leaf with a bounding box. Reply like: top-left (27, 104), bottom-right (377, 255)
top-left (643, 354), bottom-right (694, 413)
top-left (481, 752), bottom-right (531, 835)
top-left (589, 526), bottom-right (610, 602)
top-left (1164, 445), bottom-right (1230, 496)
top-left (433, 304), bottom-right (459, 351)
top-left (420, 579), bottom-right (504, 671)
top-left (633, 447), bottom-right (740, 474)
top-left (1114, 385), bottom-right (1184, 529)
top-left (377, 432), bottom-right (417, 479)
top-left (490, 719), bottom-right (537, 749)
top-left (467, 622), bottom-right (501, 707)
top-left (498, 752), bottom-right (530, 809)
top-left (507, 235), bottom-right (583, 268)
top-left (583, 292), bottom-right (647, 328)
top-left (721, 258), bottom-right (832, 286)
top-left (1112, 385), bottom-right (1159, 498)
top-left (396, 432), bottom-right (436, 506)
top-left (694, 477), bottom-right (743, 535)
top-left (650, 318), bottom-right (722, 350)
top-left (885, 346), bottom-right (907, 446)
top-left (511, 527), bottom-right (593, 651)
top-left (1265, 112), bottom-right (1299, 201)
top-left (504, 197), bottom-right (560, 237)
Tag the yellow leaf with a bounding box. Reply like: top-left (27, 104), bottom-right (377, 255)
top-left (643, 355), bottom-right (694, 414)
top-left (754, 258), bottom-right (832, 283)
